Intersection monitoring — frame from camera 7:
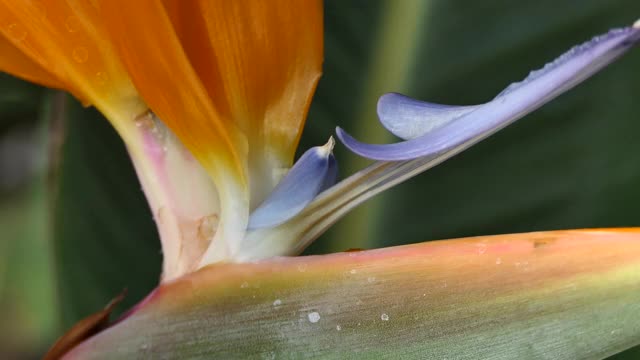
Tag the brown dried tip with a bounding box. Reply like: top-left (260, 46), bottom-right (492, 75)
top-left (43, 289), bottom-right (127, 360)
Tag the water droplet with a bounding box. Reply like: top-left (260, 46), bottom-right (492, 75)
top-left (95, 71), bottom-right (108, 85)
top-left (65, 16), bottom-right (81, 33)
top-left (272, 299), bottom-right (282, 307)
top-left (495, 257), bottom-right (502, 265)
top-left (7, 23), bottom-right (26, 41)
top-left (155, 207), bottom-right (166, 225)
top-left (197, 214), bottom-right (219, 242)
top-left (135, 112), bottom-right (157, 131)
top-left (307, 311), bottom-right (320, 323)
top-left (240, 281), bottom-right (249, 289)
top-left (381, 313), bottom-right (389, 321)
top-left (349, 269), bottom-right (357, 274)
top-left (336, 325), bottom-right (342, 331)
top-left (476, 244), bottom-right (487, 254)
top-left (72, 46), bottom-right (88, 63)
top-left (367, 276), bottom-right (376, 283)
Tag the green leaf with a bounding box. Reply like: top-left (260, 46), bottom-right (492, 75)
top-left (66, 230), bottom-right (640, 359)
top-left (52, 96), bottom-right (161, 328)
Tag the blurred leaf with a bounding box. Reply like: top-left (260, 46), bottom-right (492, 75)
top-left (52, 96), bottom-right (160, 328)
top-left (0, 82), bottom-right (57, 357)
top-left (68, 230), bottom-right (640, 359)
top-left (0, 73), bottom-right (46, 133)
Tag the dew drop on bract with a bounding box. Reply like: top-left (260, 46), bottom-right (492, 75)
top-left (308, 312), bottom-right (320, 323)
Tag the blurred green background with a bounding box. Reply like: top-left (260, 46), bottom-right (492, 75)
top-left (1, 0), bottom-right (639, 358)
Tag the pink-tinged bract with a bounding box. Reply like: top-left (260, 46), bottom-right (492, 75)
top-left (66, 229), bottom-right (640, 358)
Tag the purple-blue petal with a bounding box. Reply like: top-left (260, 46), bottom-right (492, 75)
top-left (320, 155), bottom-right (339, 192)
top-left (338, 25), bottom-right (640, 161)
top-left (248, 139), bottom-right (337, 230)
top-left (378, 93), bottom-right (480, 140)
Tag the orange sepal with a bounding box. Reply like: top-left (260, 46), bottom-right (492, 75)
top-left (0, 1), bottom-right (141, 119)
top-left (99, 0), bottom-right (247, 183)
top-left (167, 0), bottom-right (323, 166)
top-left (0, 34), bottom-right (63, 89)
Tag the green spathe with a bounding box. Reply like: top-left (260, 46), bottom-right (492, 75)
top-left (66, 229), bottom-right (640, 359)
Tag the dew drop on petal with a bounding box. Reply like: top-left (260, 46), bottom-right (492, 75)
top-left (308, 311), bottom-right (320, 323)
top-left (7, 23), bottom-right (26, 41)
top-left (72, 46), bottom-right (88, 63)
top-left (65, 16), bottom-right (80, 33)
top-left (32, 1), bottom-right (47, 18)
top-left (240, 281), bottom-right (249, 289)
top-left (477, 244), bottom-right (487, 254)
top-left (272, 299), bottom-right (282, 307)
top-left (381, 313), bottom-right (389, 321)
top-left (336, 325), bottom-right (342, 331)
top-left (95, 71), bottom-right (108, 86)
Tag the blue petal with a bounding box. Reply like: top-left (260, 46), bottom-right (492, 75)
top-left (378, 93), bottom-right (480, 140)
top-left (320, 154), bottom-right (339, 192)
top-left (338, 25), bottom-right (640, 161)
top-left (248, 138), bottom-right (337, 230)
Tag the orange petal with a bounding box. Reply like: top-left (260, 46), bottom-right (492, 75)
top-left (99, 0), bottom-right (246, 184)
top-left (0, 34), bottom-right (63, 89)
top-left (167, 0), bottom-right (323, 167)
top-left (0, 1), bottom-right (142, 122)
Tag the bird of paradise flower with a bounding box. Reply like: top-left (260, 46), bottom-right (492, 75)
top-left (0, 1), bottom-right (639, 358)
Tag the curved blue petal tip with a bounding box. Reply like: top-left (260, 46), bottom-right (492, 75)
top-left (339, 24), bottom-right (640, 161)
top-left (248, 138), bottom-right (338, 230)
top-left (378, 93), bottom-right (480, 140)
